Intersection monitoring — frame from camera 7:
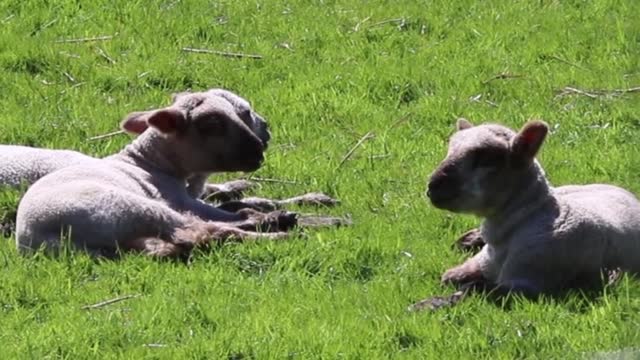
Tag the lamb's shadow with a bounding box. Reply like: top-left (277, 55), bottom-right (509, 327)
top-left (409, 268), bottom-right (624, 313)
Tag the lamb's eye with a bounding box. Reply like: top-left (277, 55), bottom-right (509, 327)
top-left (472, 149), bottom-right (505, 169)
top-left (196, 116), bottom-right (227, 136)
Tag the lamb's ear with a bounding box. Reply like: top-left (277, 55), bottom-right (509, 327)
top-left (511, 120), bottom-right (548, 162)
top-left (456, 118), bottom-right (473, 131)
top-left (146, 108), bottom-right (187, 134)
top-left (120, 111), bottom-right (151, 134)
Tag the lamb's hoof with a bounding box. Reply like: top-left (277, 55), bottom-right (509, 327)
top-left (296, 214), bottom-right (352, 228)
top-left (283, 193), bottom-right (339, 207)
top-left (203, 180), bottom-right (257, 202)
top-left (606, 268), bottom-right (622, 286)
top-left (454, 228), bottom-right (485, 253)
top-left (408, 290), bottom-right (467, 312)
top-left (237, 209), bottom-right (298, 232)
top-left (268, 210), bottom-right (298, 232)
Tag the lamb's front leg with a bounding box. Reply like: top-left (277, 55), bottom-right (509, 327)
top-left (409, 246), bottom-right (492, 312)
top-left (181, 198), bottom-right (298, 231)
top-left (201, 180), bottom-right (257, 202)
top-left (441, 247), bottom-right (490, 286)
top-left (454, 228), bottom-right (485, 253)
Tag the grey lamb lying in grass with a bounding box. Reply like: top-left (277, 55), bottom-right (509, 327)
top-left (414, 118), bottom-right (640, 308)
top-left (16, 90), bottom-right (297, 257)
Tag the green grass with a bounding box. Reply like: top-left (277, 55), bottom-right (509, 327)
top-left (1, 0), bottom-right (640, 358)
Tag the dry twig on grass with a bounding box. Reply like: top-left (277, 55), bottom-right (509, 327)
top-left (182, 47), bottom-right (263, 59)
top-left (87, 129), bottom-right (126, 141)
top-left (56, 35), bottom-right (114, 44)
top-left (367, 18), bottom-right (405, 29)
top-left (96, 47), bottom-right (116, 64)
top-left (556, 86), bottom-right (640, 99)
top-left (481, 72), bottom-right (524, 85)
top-left (81, 294), bottom-right (141, 310)
top-left (247, 177), bottom-right (301, 185)
top-left (337, 132), bottom-right (375, 169)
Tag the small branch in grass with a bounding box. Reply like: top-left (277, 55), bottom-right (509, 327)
top-left (353, 16), bottom-right (371, 32)
top-left (2, 14), bottom-right (15, 23)
top-left (81, 294), bottom-right (140, 310)
top-left (96, 47), bottom-right (116, 64)
top-left (388, 113), bottom-right (412, 130)
top-left (60, 82), bottom-right (86, 94)
top-left (143, 343), bottom-right (168, 348)
top-left (56, 35), bottom-right (114, 44)
top-left (555, 86), bottom-right (640, 99)
top-left (367, 18), bottom-right (405, 29)
top-left (481, 72), bottom-right (524, 85)
top-left (182, 47), bottom-right (263, 60)
top-left (62, 71), bottom-right (76, 83)
top-left (542, 54), bottom-right (588, 71)
top-left (88, 129), bottom-right (126, 141)
top-left (247, 177), bottom-right (301, 185)
top-left (337, 131), bottom-right (375, 169)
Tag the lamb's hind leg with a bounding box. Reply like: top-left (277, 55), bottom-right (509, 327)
top-left (126, 218), bottom-right (290, 258)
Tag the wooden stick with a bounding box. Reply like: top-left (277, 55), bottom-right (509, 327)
top-left (353, 16), bottom-right (371, 32)
top-left (87, 129), bottom-right (125, 141)
top-left (337, 132), bottom-right (375, 169)
top-left (81, 294), bottom-right (140, 310)
top-left (56, 35), bottom-right (113, 44)
top-left (247, 177), bottom-right (301, 185)
top-left (481, 72), bottom-right (524, 85)
top-left (367, 18), bottom-right (405, 29)
top-left (556, 86), bottom-right (640, 99)
top-left (97, 47), bottom-right (116, 64)
top-left (182, 47), bottom-right (263, 60)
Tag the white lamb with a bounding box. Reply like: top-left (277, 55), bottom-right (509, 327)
top-left (0, 89), bottom-right (269, 201)
top-left (426, 119), bottom-right (640, 298)
top-left (15, 90), bottom-right (294, 257)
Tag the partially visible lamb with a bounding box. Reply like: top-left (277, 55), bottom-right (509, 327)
top-left (16, 91), bottom-right (296, 257)
top-left (422, 119), bottom-right (640, 302)
top-left (0, 146), bottom-right (92, 188)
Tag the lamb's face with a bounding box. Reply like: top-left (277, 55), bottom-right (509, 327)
top-left (173, 89), bottom-right (271, 150)
top-left (174, 93), bottom-right (265, 173)
top-left (205, 89), bottom-right (271, 150)
top-left (427, 121), bottom-right (544, 216)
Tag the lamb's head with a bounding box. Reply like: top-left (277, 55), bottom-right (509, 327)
top-left (426, 118), bottom-right (548, 216)
top-left (171, 89), bottom-right (270, 150)
top-left (122, 91), bottom-right (265, 173)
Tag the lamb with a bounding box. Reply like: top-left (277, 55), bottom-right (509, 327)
top-left (0, 89), bottom-right (268, 201)
top-left (0, 89), bottom-right (337, 210)
top-left (15, 90), bottom-right (296, 257)
top-left (424, 118), bottom-right (640, 299)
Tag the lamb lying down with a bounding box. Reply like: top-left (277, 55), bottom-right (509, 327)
top-left (16, 91), bottom-right (297, 257)
top-left (413, 119), bottom-right (640, 309)
top-left (0, 88), bottom-right (337, 209)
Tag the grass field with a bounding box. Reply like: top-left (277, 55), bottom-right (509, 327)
top-left (1, 0), bottom-right (640, 358)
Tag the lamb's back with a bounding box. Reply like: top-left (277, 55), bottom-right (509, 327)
top-left (0, 145), bottom-right (92, 188)
top-left (556, 184), bottom-right (640, 272)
